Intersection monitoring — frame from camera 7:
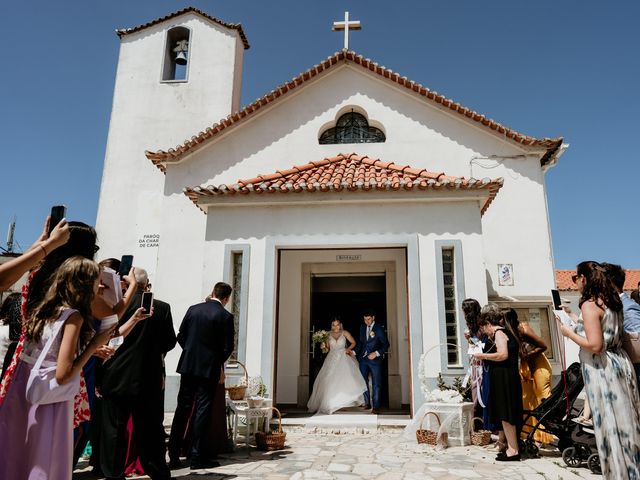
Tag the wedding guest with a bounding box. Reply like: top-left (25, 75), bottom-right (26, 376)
top-left (100, 268), bottom-right (176, 480)
top-left (503, 308), bottom-right (553, 444)
top-left (462, 299), bottom-right (484, 414)
top-left (473, 304), bottom-right (522, 461)
top-left (169, 282), bottom-right (234, 470)
top-left (0, 257), bottom-right (116, 479)
top-left (462, 299), bottom-right (500, 436)
top-left (631, 289), bottom-right (640, 305)
top-left (557, 261), bottom-right (640, 478)
top-left (0, 216), bottom-right (69, 292)
top-left (0, 222), bottom-right (104, 407)
top-left (602, 262), bottom-right (640, 384)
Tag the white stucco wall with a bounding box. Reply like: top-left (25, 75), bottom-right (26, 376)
top-left (159, 63), bottom-right (554, 306)
top-left (169, 199), bottom-right (488, 411)
top-left (95, 12), bottom-right (244, 279)
top-left (96, 44), bottom-right (561, 410)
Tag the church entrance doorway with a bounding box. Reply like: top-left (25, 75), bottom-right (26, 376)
top-left (274, 248), bottom-right (411, 414)
top-left (309, 275), bottom-right (389, 407)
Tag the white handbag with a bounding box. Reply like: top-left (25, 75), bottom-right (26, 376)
top-left (623, 331), bottom-right (640, 364)
top-left (25, 309), bottom-right (80, 405)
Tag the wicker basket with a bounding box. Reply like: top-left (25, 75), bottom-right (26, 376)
top-left (255, 407), bottom-right (286, 451)
top-left (416, 411), bottom-right (440, 445)
top-left (225, 361), bottom-right (248, 400)
top-left (470, 417), bottom-right (492, 446)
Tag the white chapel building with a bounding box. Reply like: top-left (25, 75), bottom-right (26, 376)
top-left (96, 7), bottom-right (567, 413)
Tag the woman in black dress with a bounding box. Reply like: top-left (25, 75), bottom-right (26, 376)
top-left (473, 304), bottom-right (522, 461)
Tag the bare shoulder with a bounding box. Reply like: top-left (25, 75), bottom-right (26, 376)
top-left (66, 311), bottom-right (84, 325)
top-left (582, 299), bottom-right (605, 316)
top-left (495, 329), bottom-right (508, 341)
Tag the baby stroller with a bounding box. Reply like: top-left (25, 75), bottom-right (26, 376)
top-left (519, 362), bottom-right (584, 457)
top-left (562, 422), bottom-right (600, 474)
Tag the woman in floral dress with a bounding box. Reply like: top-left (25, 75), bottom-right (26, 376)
top-left (558, 261), bottom-right (640, 479)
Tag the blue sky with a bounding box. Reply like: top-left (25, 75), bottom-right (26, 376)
top-left (1, 1), bottom-right (638, 269)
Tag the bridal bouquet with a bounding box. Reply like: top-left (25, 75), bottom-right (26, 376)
top-left (312, 330), bottom-right (330, 354)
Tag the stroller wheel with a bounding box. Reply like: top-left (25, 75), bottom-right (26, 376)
top-left (587, 453), bottom-right (601, 474)
top-left (562, 447), bottom-right (582, 467)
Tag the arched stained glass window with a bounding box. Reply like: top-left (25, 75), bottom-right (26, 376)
top-left (319, 112), bottom-right (385, 144)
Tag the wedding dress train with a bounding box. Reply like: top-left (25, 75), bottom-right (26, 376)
top-left (307, 334), bottom-right (367, 414)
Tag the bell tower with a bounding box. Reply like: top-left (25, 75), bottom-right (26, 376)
top-left (95, 8), bottom-right (248, 273)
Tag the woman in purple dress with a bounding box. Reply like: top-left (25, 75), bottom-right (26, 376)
top-left (0, 257), bottom-right (116, 479)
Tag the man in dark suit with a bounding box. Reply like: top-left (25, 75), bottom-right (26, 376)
top-left (100, 268), bottom-right (177, 480)
top-left (354, 309), bottom-right (390, 414)
top-left (168, 282), bottom-right (234, 470)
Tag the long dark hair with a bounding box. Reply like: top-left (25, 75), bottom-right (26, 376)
top-left (462, 298), bottom-right (481, 336)
top-left (24, 256), bottom-right (100, 344)
top-left (502, 307), bottom-right (523, 357)
top-left (0, 293), bottom-right (21, 326)
top-left (577, 261), bottom-right (623, 312)
top-left (26, 221), bottom-right (97, 318)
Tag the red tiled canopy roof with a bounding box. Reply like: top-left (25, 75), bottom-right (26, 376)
top-left (556, 269), bottom-right (640, 291)
top-left (116, 6), bottom-right (250, 50)
top-left (147, 50), bottom-right (563, 171)
top-left (184, 153), bottom-right (503, 214)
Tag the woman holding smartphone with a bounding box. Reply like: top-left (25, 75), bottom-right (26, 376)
top-left (557, 261), bottom-right (640, 478)
top-left (0, 257), bottom-right (116, 479)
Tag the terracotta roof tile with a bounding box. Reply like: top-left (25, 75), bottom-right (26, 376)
top-left (116, 6), bottom-right (250, 50)
top-left (147, 50), bottom-right (563, 172)
top-left (184, 153), bottom-right (503, 214)
top-left (556, 269), bottom-right (640, 291)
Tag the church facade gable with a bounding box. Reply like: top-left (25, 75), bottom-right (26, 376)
top-left (96, 8), bottom-right (566, 415)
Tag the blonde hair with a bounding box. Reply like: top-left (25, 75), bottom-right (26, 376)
top-left (25, 256), bottom-right (100, 344)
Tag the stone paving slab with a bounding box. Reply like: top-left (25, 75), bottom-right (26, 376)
top-left (73, 431), bottom-right (602, 480)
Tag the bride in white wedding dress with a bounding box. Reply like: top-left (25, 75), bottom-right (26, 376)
top-left (307, 319), bottom-right (367, 414)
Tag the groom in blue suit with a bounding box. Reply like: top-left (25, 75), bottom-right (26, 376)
top-left (354, 309), bottom-right (390, 414)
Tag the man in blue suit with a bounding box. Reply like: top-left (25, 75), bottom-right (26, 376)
top-left (354, 309), bottom-right (390, 414)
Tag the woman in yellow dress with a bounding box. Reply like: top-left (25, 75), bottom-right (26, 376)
top-left (503, 309), bottom-right (553, 444)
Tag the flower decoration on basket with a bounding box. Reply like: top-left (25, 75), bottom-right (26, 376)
top-left (225, 361), bottom-right (248, 400)
top-left (312, 330), bottom-right (330, 354)
top-left (247, 375), bottom-right (268, 398)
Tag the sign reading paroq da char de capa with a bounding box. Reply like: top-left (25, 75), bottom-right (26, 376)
top-left (138, 234), bottom-right (160, 249)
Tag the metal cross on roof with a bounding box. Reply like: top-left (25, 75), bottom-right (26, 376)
top-left (332, 11), bottom-right (361, 51)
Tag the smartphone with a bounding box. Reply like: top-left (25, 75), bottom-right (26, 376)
top-left (118, 255), bottom-right (133, 277)
top-left (551, 289), bottom-right (562, 310)
top-left (49, 205), bottom-right (67, 235)
top-left (107, 335), bottom-right (124, 350)
top-left (141, 291), bottom-right (154, 314)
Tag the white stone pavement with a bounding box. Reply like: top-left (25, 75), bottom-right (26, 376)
top-left (73, 430), bottom-right (602, 480)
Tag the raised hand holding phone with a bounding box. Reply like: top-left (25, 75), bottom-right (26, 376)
top-left (141, 291), bottom-right (154, 314)
top-left (118, 255), bottom-right (134, 277)
top-left (48, 205), bottom-right (66, 235)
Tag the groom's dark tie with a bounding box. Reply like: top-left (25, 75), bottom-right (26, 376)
top-left (363, 325), bottom-right (372, 357)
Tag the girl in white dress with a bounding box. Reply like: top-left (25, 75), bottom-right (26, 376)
top-left (307, 319), bottom-right (367, 414)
